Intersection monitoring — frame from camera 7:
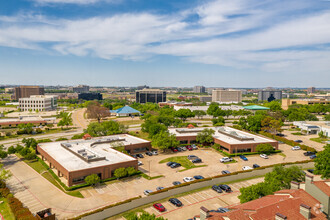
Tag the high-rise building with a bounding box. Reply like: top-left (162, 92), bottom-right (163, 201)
top-left (14, 86), bottom-right (44, 100)
top-left (258, 90), bottom-right (282, 102)
top-left (307, 87), bottom-right (316, 94)
top-left (73, 85), bottom-right (89, 93)
top-left (19, 95), bottom-right (57, 112)
top-left (211, 90), bottom-right (242, 103)
top-left (136, 89), bottom-right (166, 103)
top-left (193, 86), bottom-right (206, 93)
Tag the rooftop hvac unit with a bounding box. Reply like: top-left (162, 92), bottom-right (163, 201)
top-left (77, 149), bottom-right (85, 153)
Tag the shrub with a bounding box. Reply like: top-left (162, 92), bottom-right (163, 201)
top-left (55, 137), bottom-right (68, 141)
top-left (24, 152), bottom-right (37, 160)
top-left (35, 128), bottom-right (43, 134)
top-left (0, 180), bottom-right (6, 188)
top-left (19, 148), bottom-right (31, 156)
top-left (7, 146), bottom-right (17, 154)
top-left (84, 174), bottom-right (100, 186)
top-left (71, 133), bottom-right (85, 140)
top-left (37, 139), bottom-right (52, 143)
top-left (256, 143), bottom-right (275, 154)
top-left (5, 132), bottom-right (12, 136)
top-left (15, 144), bottom-right (24, 152)
top-left (0, 187), bottom-right (10, 197)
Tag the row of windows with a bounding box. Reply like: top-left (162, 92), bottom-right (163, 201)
top-left (20, 100), bottom-right (45, 103)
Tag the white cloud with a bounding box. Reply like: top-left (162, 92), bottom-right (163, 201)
top-left (32, 0), bottom-right (117, 5)
top-left (0, 0), bottom-right (329, 76)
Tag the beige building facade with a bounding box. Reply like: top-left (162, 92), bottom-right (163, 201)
top-left (211, 90), bottom-right (242, 103)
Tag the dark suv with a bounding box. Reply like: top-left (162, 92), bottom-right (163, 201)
top-left (219, 184), bottom-right (231, 192)
top-left (169, 198), bottom-right (183, 207)
top-left (212, 185), bottom-right (223, 193)
top-left (304, 151), bottom-right (315, 156)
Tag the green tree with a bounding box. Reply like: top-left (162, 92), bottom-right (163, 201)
top-left (207, 103), bottom-right (219, 118)
top-left (114, 167), bottom-right (128, 179)
top-left (152, 131), bottom-right (179, 152)
top-left (314, 144), bottom-right (330, 179)
top-left (58, 112), bottom-right (73, 129)
top-left (0, 164), bottom-right (11, 182)
top-left (126, 167), bottom-right (137, 176)
top-left (86, 101), bottom-right (110, 123)
top-left (324, 114), bottom-right (330, 121)
top-left (7, 146), bottom-right (16, 154)
top-left (175, 109), bottom-right (195, 121)
top-left (19, 148), bottom-right (31, 156)
top-left (193, 110), bottom-right (206, 119)
top-left (196, 128), bottom-right (215, 146)
top-left (212, 116), bottom-right (225, 126)
top-left (17, 123), bottom-right (34, 134)
top-left (0, 151), bottom-right (8, 159)
top-left (126, 212), bottom-right (167, 220)
top-left (265, 101), bottom-right (282, 111)
top-left (84, 174), bottom-right (100, 186)
top-left (24, 152), bottom-right (37, 160)
top-left (238, 182), bottom-right (273, 203)
top-left (256, 143), bottom-right (275, 154)
top-left (86, 121), bottom-right (126, 137)
top-left (22, 138), bottom-right (38, 150)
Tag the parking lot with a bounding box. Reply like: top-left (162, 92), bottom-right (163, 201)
top-left (282, 130), bottom-right (326, 151)
top-left (142, 177), bottom-right (264, 220)
top-left (78, 143), bottom-right (309, 205)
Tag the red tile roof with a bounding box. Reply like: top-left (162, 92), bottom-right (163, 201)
top-left (206, 189), bottom-right (327, 220)
top-left (313, 181), bottom-right (330, 197)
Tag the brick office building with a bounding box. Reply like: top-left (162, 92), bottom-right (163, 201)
top-left (168, 126), bottom-right (278, 154)
top-left (37, 134), bottom-right (151, 186)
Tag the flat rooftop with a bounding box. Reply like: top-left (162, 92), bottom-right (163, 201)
top-left (38, 134), bottom-right (147, 171)
top-left (169, 126), bottom-right (276, 145)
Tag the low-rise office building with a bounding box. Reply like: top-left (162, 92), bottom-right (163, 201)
top-left (37, 134), bottom-right (151, 186)
top-left (19, 95), bottom-right (57, 112)
top-left (14, 85), bottom-right (45, 100)
top-left (168, 126), bottom-right (278, 153)
top-left (0, 116), bottom-right (56, 128)
top-left (212, 90), bottom-right (242, 103)
top-left (282, 98), bottom-right (330, 110)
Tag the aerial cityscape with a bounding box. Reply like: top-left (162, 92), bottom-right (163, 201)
top-left (0, 0), bottom-right (330, 220)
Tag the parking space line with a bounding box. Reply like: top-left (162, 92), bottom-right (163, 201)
top-left (181, 196), bottom-right (192, 204)
top-left (165, 201), bottom-right (177, 209)
top-left (203, 190), bottom-right (214, 198)
top-left (188, 195), bottom-right (199, 203)
top-left (196, 192), bottom-right (206, 200)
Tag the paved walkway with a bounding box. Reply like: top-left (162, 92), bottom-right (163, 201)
top-left (3, 156), bottom-right (118, 219)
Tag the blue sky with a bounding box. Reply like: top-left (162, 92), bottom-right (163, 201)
top-left (0, 0), bottom-right (330, 87)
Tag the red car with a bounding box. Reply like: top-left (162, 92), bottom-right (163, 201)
top-left (186, 145), bottom-right (193, 151)
top-left (153, 203), bottom-right (166, 212)
top-left (170, 147), bottom-right (178, 152)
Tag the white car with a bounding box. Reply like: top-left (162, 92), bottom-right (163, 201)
top-left (220, 157), bottom-right (233, 163)
top-left (183, 177), bottom-right (194, 182)
top-left (242, 166), bottom-right (253, 171)
top-left (260, 154), bottom-right (268, 159)
top-left (144, 190), bottom-right (153, 195)
top-left (181, 146), bottom-right (187, 151)
top-left (291, 146), bottom-right (301, 151)
top-left (152, 151), bottom-right (158, 155)
top-left (138, 161), bottom-right (143, 166)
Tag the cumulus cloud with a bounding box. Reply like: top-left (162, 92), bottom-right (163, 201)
top-left (0, 0), bottom-right (330, 74)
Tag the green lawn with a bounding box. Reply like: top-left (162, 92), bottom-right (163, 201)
top-left (310, 137), bottom-right (329, 143)
top-left (118, 120), bottom-right (143, 126)
top-left (292, 132), bottom-right (303, 135)
top-left (24, 158), bottom-right (84, 198)
top-left (223, 159), bottom-right (237, 164)
top-left (0, 198), bottom-right (15, 220)
top-left (159, 156), bottom-right (207, 171)
top-left (128, 131), bottom-right (151, 141)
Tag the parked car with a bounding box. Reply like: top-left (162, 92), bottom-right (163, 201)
top-left (276, 133), bottom-right (285, 137)
top-left (242, 166), bottom-right (253, 171)
top-left (132, 154), bottom-right (138, 158)
top-left (136, 153), bottom-right (144, 158)
top-left (307, 169), bottom-right (314, 174)
top-left (181, 146), bottom-right (187, 151)
top-left (253, 164), bottom-right (260, 168)
top-left (304, 151), bottom-right (315, 156)
top-left (146, 151), bottom-right (153, 156)
top-left (191, 144), bottom-right (198, 150)
top-left (294, 140), bottom-right (303, 143)
top-left (310, 155), bottom-right (317, 159)
top-left (144, 190), bottom-right (153, 195)
top-left (193, 175), bottom-right (204, 180)
top-left (152, 151), bottom-right (158, 155)
top-left (239, 155), bottom-right (248, 161)
top-left (212, 185), bottom-right (223, 193)
top-left (188, 155), bottom-right (198, 160)
top-left (153, 203), bottom-right (166, 212)
top-left (138, 161), bottom-right (143, 166)
top-left (183, 177), bottom-right (194, 182)
top-left (217, 208), bottom-right (230, 213)
top-left (260, 154), bottom-right (268, 159)
top-left (170, 162), bottom-right (181, 168)
top-left (172, 181), bottom-right (181, 186)
top-left (169, 198), bottom-right (183, 207)
top-left (186, 145), bottom-right (193, 151)
top-left (177, 147), bottom-right (183, 152)
top-left (221, 170), bottom-right (231, 175)
top-left (170, 147), bottom-right (178, 152)
top-left (219, 184), bottom-right (231, 192)
top-left (167, 162), bottom-right (175, 166)
top-left (156, 186), bottom-right (165, 191)
top-left (291, 146), bottom-right (301, 151)
top-left (192, 158), bottom-right (202, 163)
top-left (220, 157), bottom-right (233, 163)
